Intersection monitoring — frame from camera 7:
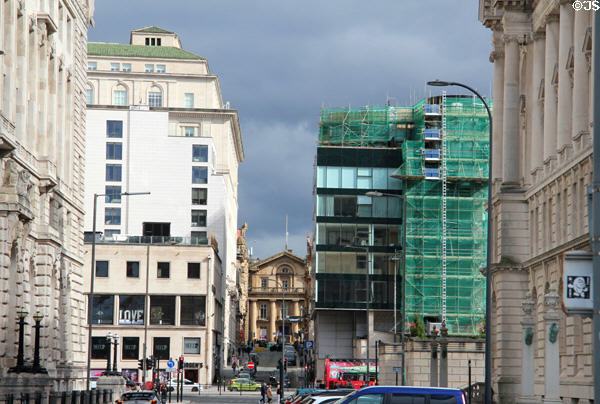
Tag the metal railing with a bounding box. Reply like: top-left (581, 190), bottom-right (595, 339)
top-left (84, 234), bottom-right (209, 246)
top-left (0, 389), bottom-right (114, 404)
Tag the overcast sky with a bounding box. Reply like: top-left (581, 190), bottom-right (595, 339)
top-left (88, 1), bottom-right (493, 260)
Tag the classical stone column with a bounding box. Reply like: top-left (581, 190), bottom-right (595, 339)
top-left (531, 32), bottom-right (545, 176)
top-left (269, 301), bottom-right (277, 342)
top-left (543, 16), bottom-right (559, 165)
top-left (556, 1), bottom-right (574, 156)
top-left (502, 35), bottom-right (520, 187)
top-left (491, 30), bottom-right (505, 185)
top-left (543, 285), bottom-right (562, 404)
top-left (571, 10), bottom-right (590, 139)
top-left (250, 300), bottom-right (257, 341)
top-left (517, 293), bottom-right (537, 404)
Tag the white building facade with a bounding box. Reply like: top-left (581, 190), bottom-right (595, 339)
top-left (84, 27), bottom-right (244, 381)
top-left (0, 0), bottom-right (94, 393)
top-left (479, 1), bottom-right (594, 402)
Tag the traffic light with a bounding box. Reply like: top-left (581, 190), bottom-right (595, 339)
top-left (283, 358), bottom-right (287, 372)
top-left (138, 359), bottom-right (144, 370)
top-left (277, 358), bottom-right (282, 370)
top-left (146, 357), bottom-right (153, 370)
top-left (178, 355), bottom-right (184, 370)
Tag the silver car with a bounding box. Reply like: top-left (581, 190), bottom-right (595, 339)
top-left (117, 391), bottom-right (159, 404)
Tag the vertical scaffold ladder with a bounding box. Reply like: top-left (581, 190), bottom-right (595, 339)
top-left (441, 91), bottom-right (448, 323)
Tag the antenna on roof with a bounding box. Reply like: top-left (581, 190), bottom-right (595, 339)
top-left (285, 214), bottom-right (289, 250)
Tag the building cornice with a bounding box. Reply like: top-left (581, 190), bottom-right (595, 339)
top-left (87, 70), bottom-right (216, 81)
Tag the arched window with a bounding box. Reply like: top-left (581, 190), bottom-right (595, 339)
top-left (148, 85), bottom-right (162, 107)
top-left (113, 84), bottom-right (128, 106)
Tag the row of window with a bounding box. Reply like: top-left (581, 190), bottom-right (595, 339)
top-left (257, 302), bottom-right (291, 320)
top-left (86, 87), bottom-right (196, 109)
top-left (316, 252), bottom-right (395, 275)
top-left (316, 223), bottom-right (402, 246)
top-left (105, 164), bottom-right (209, 185)
top-left (91, 336), bottom-right (201, 361)
top-left (88, 61), bottom-right (167, 74)
top-left (91, 294), bottom-right (206, 326)
top-left (95, 260), bottom-right (202, 279)
top-left (316, 195), bottom-right (402, 218)
top-left (317, 167), bottom-right (402, 190)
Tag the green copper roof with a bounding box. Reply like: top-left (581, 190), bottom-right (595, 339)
top-left (88, 43), bottom-right (205, 60)
top-left (133, 26), bottom-right (174, 34)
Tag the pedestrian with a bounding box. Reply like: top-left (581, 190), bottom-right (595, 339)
top-left (232, 360), bottom-right (237, 375)
top-left (266, 384), bottom-right (273, 404)
top-left (260, 382), bottom-right (267, 403)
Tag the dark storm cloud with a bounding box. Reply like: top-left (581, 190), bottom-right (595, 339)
top-left (89, 1), bottom-right (492, 259)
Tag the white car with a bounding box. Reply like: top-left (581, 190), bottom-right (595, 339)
top-left (167, 378), bottom-right (201, 393)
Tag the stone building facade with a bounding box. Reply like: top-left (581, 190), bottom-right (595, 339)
top-left (479, 1), bottom-right (594, 402)
top-left (235, 224), bottom-right (250, 349)
top-left (0, 0), bottom-right (94, 392)
top-left (247, 251), bottom-right (309, 344)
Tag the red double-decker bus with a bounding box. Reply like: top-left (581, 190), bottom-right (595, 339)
top-left (323, 358), bottom-right (378, 389)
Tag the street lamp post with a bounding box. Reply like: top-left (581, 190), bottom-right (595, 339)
top-left (263, 278), bottom-right (286, 401)
top-left (427, 80), bottom-right (492, 404)
top-left (86, 191), bottom-right (150, 390)
top-left (105, 332), bottom-right (113, 374)
top-left (366, 191), bottom-right (406, 386)
top-left (112, 333), bottom-right (119, 373)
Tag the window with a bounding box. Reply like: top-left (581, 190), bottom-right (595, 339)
top-left (122, 337), bottom-right (139, 360)
top-left (106, 164), bottom-right (122, 181)
top-left (193, 145), bottom-right (208, 162)
top-left (389, 395), bottom-right (425, 404)
top-left (91, 336), bottom-right (109, 359)
top-left (191, 210), bottom-right (207, 227)
top-left (143, 222), bottom-right (170, 237)
top-left (105, 186), bottom-right (122, 203)
top-left (192, 188), bottom-right (207, 205)
top-left (126, 261), bottom-right (140, 278)
top-left (261, 278), bottom-right (268, 288)
top-left (183, 338), bottom-right (201, 354)
top-left (348, 394), bottom-right (384, 404)
top-left (156, 64), bottom-right (166, 73)
top-left (184, 127), bottom-right (196, 137)
top-left (107, 120), bottom-right (123, 138)
top-left (259, 303), bottom-right (267, 319)
top-left (148, 91), bottom-right (162, 107)
top-left (191, 231), bottom-right (207, 244)
top-left (105, 208), bottom-right (121, 225)
top-left (122, 63), bottom-right (131, 72)
top-left (180, 296), bottom-right (206, 325)
top-left (184, 93), bottom-right (194, 108)
top-left (153, 337), bottom-right (170, 360)
top-left (187, 262), bottom-right (201, 279)
top-left (429, 396), bottom-right (458, 404)
top-left (96, 261), bottom-right (109, 277)
top-left (106, 142), bottom-right (122, 160)
top-left (110, 63), bottom-right (120, 71)
top-left (192, 167), bottom-right (208, 184)
top-left (150, 295), bottom-right (175, 325)
top-left (157, 262), bottom-right (170, 278)
top-left (88, 61), bottom-right (97, 71)
top-left (282, 279), bottom-right (289, 289)
top-left (145, 64), bottom-right (154, 73)
top-left (86, 89), bottom-right (94, 104)
top-left (157, 38), bottom-right (161, 46)
top-left (113, 90), bottom-right (127, 106)
top-left (119, 295), bottom-right (145, 325)
top-left (90, 294), bottom-right (113, 324)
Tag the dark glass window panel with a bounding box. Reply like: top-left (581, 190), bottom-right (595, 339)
top-left (127, 261), bottom-right (140, 278)
top-left (122, 337), bottom-right (139, 360)
top-left (90, 294), bottom-right (114, 324)
top-left (119, 295), bottom-right (145, 325)
top-left (191, 188), bottom-right (207, 205)
top-left (191, 231), bottom-right (207, 244)
top-left (143, 222), bottom-right (170, 237)
top-left (95, 261), bottom-right (109, 277)
top-left (107, 120), bottom-right (123, 138)
top-left (106, 142), bottom-right (123, 160)
top-left (150, 295), bottom-right (175, 325)
top-left (192, 166), bottom-right (208, 184)
top-left (153, 337), bottom-right (170, 360)
top-left (105, 208), bottom-right (121, 225)
top-left (180, 296), bottom-right (206, 326)
top-left (91, 336), bottom-right (110, 359)
top-left (191, 210), bottom-right (207, 227)
top-left (334, 196), bottom-right (357, 217)
top-left (192, 145), bottom-right (208, 162)
top-left (348, 394), bottom-right (384, 404)
top-left (157, 262), bottom-right (170, 278)
top-left (105, 186), bottom-right (122, 203)
top-left (429, 396), bottom-right (457, 404)
top-left (187, 263), bottom-right (200, 279)
top-left (389, 395), bottom-right (425, 404)
top-left (106, 164), bottom-right (122, 181)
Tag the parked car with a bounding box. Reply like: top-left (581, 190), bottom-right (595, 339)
top-left (167, 378), bottom-right (201, 392)
top-left (331, 386), bottom-right (466, 404)
top-left (117, 391), bottom-right (159, 404)
top-left (228, 378), bottom-right (261, 391)
top-left (269, 371), bottom-right (291, 388)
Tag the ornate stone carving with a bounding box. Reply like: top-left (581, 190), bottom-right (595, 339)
top-left (2, 159), bottom-right (19, 187)
top-left (522, 292), bottom-right (535, 315)
top-left (544, 284), bottom-right (559, 309)
top-left (16, 0), bottom-right (25, 17)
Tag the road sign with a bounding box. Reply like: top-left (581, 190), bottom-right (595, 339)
top-left (167, 360), bottom-right (175, 368)
top-left (247, 361), bottom-right (255, 370)
top-left (563, 250), bottom-right (593, 314)
top-left (393, 367), bottom-right (402, 373)
top-left (304, 340), bottom-right (314, 350)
